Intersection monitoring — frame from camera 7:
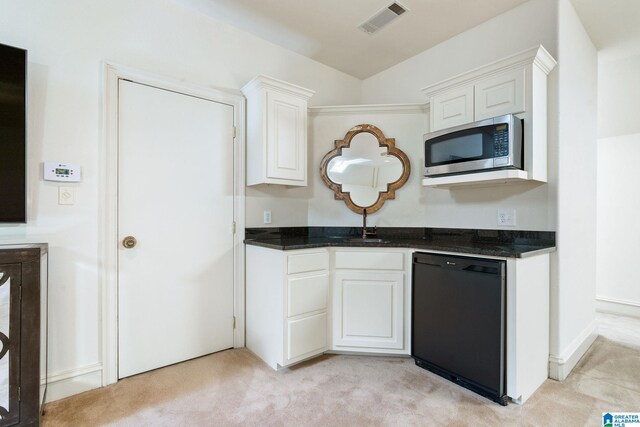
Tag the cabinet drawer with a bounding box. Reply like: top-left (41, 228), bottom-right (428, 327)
top-left (287, 251), bottom-right (329, 274)
top-left (287, 312), bottom-right (327, 360)
top-left (287, 273), bottom-right (328, 317)
top-left (334, 251), bottom-right (404, 271)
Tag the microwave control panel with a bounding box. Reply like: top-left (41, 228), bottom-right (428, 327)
top-left (493, 124), bottom-right (510, 157)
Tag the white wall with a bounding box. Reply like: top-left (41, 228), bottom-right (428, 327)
top-left (350, 0), bottom-right (599, 382)
top-left (344, 0), bottom-right (558, 231)
top-left (0, 0), bottom-right (360, 399)
top-left (361, 0), bottom-right (558, 104)
top-left (308, 106), bottom-right (428, 227)
top-left (547, 0), bottom-right (598, 380)
top-left (596, 55), bottom-right (640, 317)
top-left (598, 55), bottom-right (640, 139)
top-left (597, 133), bottom-right (640, 313)
top-left (308, 105), bottom-right (553, 230)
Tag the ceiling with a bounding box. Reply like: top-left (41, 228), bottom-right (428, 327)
top-left (571, 0), bottom-right (640, 61)
top-left (178, 0), bottom-right (640, 79)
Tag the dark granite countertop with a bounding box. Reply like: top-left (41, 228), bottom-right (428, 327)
top-left (244, 227), bottom-right (556, 258)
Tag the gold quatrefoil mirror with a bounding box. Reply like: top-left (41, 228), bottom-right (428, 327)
top-left (320, 124), bottom-right (411, 214)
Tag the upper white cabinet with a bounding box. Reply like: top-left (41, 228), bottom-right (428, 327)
top-left (431, 85), bottom-right (474, 131)
top-left (242, 75), bottom-right (314, 186)
top-left (474, 68), bottom-right (525, 121)
top-left (422, 45), bottom-right (557, 186)
top-left (430, 69), bottom-right (526, 132)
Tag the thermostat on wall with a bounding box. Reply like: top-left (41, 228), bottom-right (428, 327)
top-left (44, 162), bottom-right (81, 182)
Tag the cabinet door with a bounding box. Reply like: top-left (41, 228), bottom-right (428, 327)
top-left (266, 91), bottom-right (307, 183)
top-left (333, 271), bottom-right (404, 350)
top-left (286, 312), bottom-right (328, 363)
top-left (430, 86), bottom-right (474, 132)
top-left (0, 264), bottom-right (21, 426)
top-left (474, 68), bottom-right (525, 121)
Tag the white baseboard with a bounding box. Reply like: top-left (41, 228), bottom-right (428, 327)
top-left (44, 363), bottom-right (103, 403)
top-left (596, 296), bottom-right (640, 319)
top-left (548, 320), bottom-right (598, 381)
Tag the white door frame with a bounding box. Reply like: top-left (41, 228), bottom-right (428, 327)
top-left (101, 63), bottom-right (246, 386)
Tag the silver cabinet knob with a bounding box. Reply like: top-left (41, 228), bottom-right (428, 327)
top-left (122, 236), bottom-right (137, 249)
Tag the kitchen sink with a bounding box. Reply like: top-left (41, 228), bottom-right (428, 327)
top-left (344, 238), bottom-right (390, 244)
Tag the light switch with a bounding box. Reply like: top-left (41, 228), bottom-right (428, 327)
top-left (59, 187), bottom-right (75, 205)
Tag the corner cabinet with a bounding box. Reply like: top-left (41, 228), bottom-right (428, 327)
top-left (0, 244), bottom-right (48, 427)
top-left (246, 246), bottom-right (329, 369)
top-left (423, 45), bottom-right (557, 187)
top-left (332, 249), bottom-right (409, 353)
top-left (242, 75), bottom-right (315, 186)
top-left (246, 246), bottom-right (411, 370)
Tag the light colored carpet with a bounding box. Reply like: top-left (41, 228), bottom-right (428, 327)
top-left (43, 317), bottom-right (640, 426)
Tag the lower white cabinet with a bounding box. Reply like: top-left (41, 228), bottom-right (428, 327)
top-left (246, 246), bottom-right (412, 369)
top-left (332, 249), bottom-right (410, 354)
top-left (246, 245), bottom-right (329, 369)
top-left (505, 254), bottom-right (550, 404)
top-left (333, 271), bottom-right (404, 350)
top-left (246, 242), bottom-right (552, 404)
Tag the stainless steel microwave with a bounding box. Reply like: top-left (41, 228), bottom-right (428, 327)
top-left (424, 114), bottom-right (523, 177)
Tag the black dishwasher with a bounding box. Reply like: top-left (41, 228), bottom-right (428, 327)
top-left (411, 252), bottom-right (507, 405)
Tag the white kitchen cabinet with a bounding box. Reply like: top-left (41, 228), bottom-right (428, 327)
top-left (242, 75), bottom-right (314, 186)
top-left (429, 68), bottom-right (525, 133)
top-left (246, 245), bottom-right (329, 369)
top-left (474, 68), bottom-right (525, 121)
top-left (332, 249), bottom-right (410, 354)
top-left (430, 85), bottom-right (474, 131)
top-left (333, 271), bottom-right (404, 350)
top-left (505, 253), bottom-right (550, 404)
top-left (422, 45), bottom-right (556, 186)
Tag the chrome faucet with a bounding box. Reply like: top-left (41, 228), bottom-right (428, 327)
top-left (362, 208), bottom-right (377, 239)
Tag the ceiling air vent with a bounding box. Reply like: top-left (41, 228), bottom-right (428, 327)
top-left (358, 2), bottom-right (407, 35)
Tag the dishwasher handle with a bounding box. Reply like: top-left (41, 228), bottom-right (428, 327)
top-left (413, 252), bottom-right (504, 276)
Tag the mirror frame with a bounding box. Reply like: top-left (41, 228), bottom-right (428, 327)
top-left (320, 124), bottom-right (411, 214)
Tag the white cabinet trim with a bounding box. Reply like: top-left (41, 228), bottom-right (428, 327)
top-left (308, 103), bottom-right (428, 115)
top-left (421, 45), bottom-right (556, 98)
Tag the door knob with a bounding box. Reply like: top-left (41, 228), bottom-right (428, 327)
top-left (122, 236), bottom-right (137, 249)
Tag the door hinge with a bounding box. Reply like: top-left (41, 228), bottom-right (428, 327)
top-left (232, 221), bottom-right (236, 234)
top-left (231, 126), bottom-right (236, 139)
top-left (233, 316), bottom-right (236, 329)
top-left (19, 286), bottom-right (22, 301)
top-left (18, 386), bottom-right (20, 401)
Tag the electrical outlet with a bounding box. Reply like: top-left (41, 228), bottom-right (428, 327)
top-left (263, 210), bottom-right (272, 224)
top-left (497, 208), bottom-right (516, 227)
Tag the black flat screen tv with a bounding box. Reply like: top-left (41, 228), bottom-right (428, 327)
top-left (0, 42), bottom-right (27, 223)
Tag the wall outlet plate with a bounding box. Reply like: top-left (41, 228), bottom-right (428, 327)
top-left (497, 208), bottom-right (516, 226)
top-left (44, 162), bottom-right (81, 182)
top-left (263, 210), bottom-right (272, 224)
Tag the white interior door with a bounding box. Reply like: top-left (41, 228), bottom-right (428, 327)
top-left (117, 80), bottom-right (235, 379)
